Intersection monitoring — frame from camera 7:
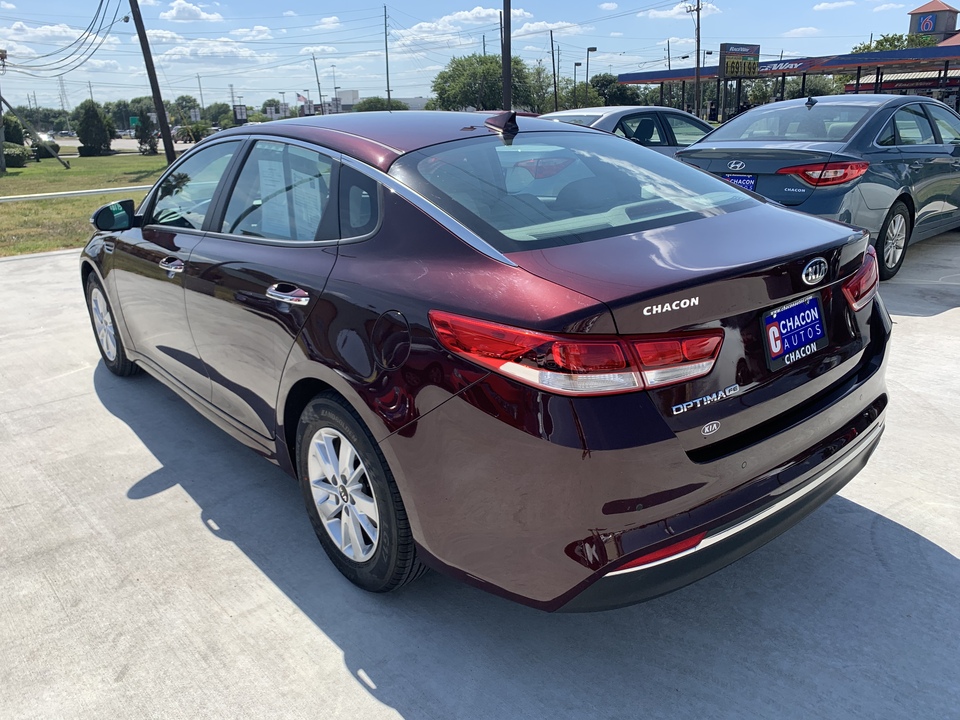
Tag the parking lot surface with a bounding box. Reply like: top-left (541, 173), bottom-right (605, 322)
top-left (1, 236), bottom-right (958, 719)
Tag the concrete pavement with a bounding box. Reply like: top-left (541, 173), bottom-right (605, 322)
top-left (1, 237), bottom-right (958, 719)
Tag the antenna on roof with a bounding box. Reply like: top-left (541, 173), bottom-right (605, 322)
top-left (805, 96), bottom-right (818, 109)
top-left (484, 111), bottom-right (519, 136)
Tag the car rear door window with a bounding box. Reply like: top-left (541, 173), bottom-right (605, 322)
top-left (339, 165), bottom-right (381, 239)
top-left (925, 104), bottom-right (960, 144)
top-left (615, 114), bottom-right (665, 145)
top-left (663, 113), bottom-right (709, 146)
top-left (221, 140), bottom-right (336, 241)
top-left (894, 106), bottom-right (936, 145)
top-left (148, 141), bottom-right (240, 230)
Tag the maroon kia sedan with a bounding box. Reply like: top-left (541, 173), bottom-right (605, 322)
top-left (81, 111), bottom-right (890, 611)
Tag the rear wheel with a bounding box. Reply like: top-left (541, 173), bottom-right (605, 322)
top-left (877, 201), bottom-right (911, 280)
top-left (85, 274), bottom-right (139, 376)
top-left (296, 392), bottom-right (426, 592)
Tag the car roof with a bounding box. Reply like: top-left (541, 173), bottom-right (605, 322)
top-left (211, 111), bottom-right (595, 172)
top-left (766, 93), bottom-right (932, 109)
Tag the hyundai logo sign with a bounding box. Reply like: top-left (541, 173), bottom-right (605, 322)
top-left (727, 160), bottom-right (746, 171)
top-left (802, 257), bottom-right (828, 286)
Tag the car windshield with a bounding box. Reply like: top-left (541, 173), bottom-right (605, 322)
top-left (389, 131), bottom-right (755, 253)
top-left (708, 103), bottom-right (872, 143)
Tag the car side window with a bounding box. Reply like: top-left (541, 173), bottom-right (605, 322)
top-left (339, 165), bottom-right (380, 239)
top-left (894, 106), bottom-right (936, 146)
top-left (616, 115), bottom-right (665, 146)
top-left (148, 141), bottom-right (240, 230)
top-left (221, 141), bottom-right (336, 241)
top-left (876, 119), bottom-right (896, 147)
top-left (663, 114), bottom-right (708, 146)
top-left (925, 104), bottom-right (960, 144)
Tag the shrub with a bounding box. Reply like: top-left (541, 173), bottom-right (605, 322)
top-left (135, 115), bottom-right (158, 155)
top-left (2, 114), bottom-right (25, 146)
top-left (32, 140), bottom-right (61, 158)
top-left (3, 141), bottom-right (30, 168)
top-left (77, 145), bottom-right (103, 157)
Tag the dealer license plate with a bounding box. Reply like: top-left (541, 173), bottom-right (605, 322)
top-left (762, 295), bottom-right (828, 372)
top-left (721, 173), bottom-right (757, 192)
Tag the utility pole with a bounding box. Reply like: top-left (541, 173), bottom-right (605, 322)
top-left (550, 30), bottom-right (558, 112)
top-left (88, 81), bottom-right (94, 102)
top-left (688, 0), bottom-right (702, 118)
top-left (196, 74), bottom-right (204, 110)
top-left (330, 64), bottom-right (338, 114)
top-left (229, 83), bottom-right (235, 105)
top-left (483, 35), bottom-right (486, 56)
top-left (502, 0), bottom-right (512, 110)
top-left (129, 0), bottom-right (175, 164)
top-left (312, 55), bottom-right (325, 115)
top-left (0, 49), bottom-right (7, 173)
top-left (384, 5), bottom-right (392, 106)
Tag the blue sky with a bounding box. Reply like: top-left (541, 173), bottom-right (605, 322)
top-left (0, 0), bottom-right (928, 109)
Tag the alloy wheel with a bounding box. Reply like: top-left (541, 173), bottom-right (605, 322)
top-left (884, 213), bottom-right (907, 270)
top-left (90, 287), bottom-right (118, 362)
top-left (306, 427), bottom-right (380, 562)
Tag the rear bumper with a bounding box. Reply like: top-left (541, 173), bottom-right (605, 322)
top-left (558, 415), bottom-right (884, 612)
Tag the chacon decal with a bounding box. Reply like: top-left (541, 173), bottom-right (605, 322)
top-left (643, 296), bottom-right (700, 316)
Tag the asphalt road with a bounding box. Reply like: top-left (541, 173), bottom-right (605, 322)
top-left (1, 236), bottom-right (958, 719)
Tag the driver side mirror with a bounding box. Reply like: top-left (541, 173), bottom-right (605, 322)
top-left (91, 199), bottom-right (136, 232)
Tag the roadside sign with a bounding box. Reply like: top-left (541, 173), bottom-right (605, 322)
top-left (719, 43), bottom-right (760, 79)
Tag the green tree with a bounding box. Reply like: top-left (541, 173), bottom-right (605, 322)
top-left (135, 113), bottom-right (157, 155)
top-left (852, 33), bottom-right (938, 53)
top-left (2, 114), bottom-right (25, 145)
top-left (786, 75), bottom-right (842, 99)
top-left (431, 54), bottom-right (532, 111)
top-left (526, 61), bottom-right (554, 114)
top-left (74, 99), bottom-right (112, 155)
top-left (204, 102), bottom-right (231, 124)
top-left (103, 99), bottom-right (132, 130)
top-left (173, 95), bottom-right (200, 124)
top-left (353, 97), bottom-right (410, 112)
top-left (261, 98), bottom-right (281, 114)
top-left (558, 76), bottom-right (602, 110)
top-left (590, 73), bottom-right (641, 107)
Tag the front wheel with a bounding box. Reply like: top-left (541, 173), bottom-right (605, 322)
top-left (877, 201), bottom-right (911, 280)
top-left (296, 392), bottom-right (426, 593)
top-left (85, 274), bottom-right (139, 376)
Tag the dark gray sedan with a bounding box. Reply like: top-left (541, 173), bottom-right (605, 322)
top-left (677, 94), bottom-right (960, 279)
top-left (540, 105), bottom-right (713, 157)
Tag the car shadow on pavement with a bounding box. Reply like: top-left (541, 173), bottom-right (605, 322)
top-left (879, 232), bottom-right (960, 318)
top-left (96, 365), bottom-right (960, 720)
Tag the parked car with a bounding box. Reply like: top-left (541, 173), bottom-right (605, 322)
top-left (81, 111), bottom-right (889, 612)
top-left (540, 105), bottom-right (713, 156)
top-left (677, 94), bottom-right (960, 279)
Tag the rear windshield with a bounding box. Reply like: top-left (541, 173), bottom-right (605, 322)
top-left (389, 131), bottom-right (756, 253)
top-left (709, 103), bottom-right (872, 143)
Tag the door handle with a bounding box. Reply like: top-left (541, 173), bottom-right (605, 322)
top-left (909, 161), bottom-right (925, 170)
top-left (158, 256), bottom-right (184, 273)
top-left (266, 283), bottom-right (310, 306)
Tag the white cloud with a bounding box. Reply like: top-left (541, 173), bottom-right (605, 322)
top-left (638, 2), bottom-right (720, 19)
top-left (610, 31), bottom-right (623, 36)
top-left (299, 45), bottom-right (337, 54)
top-left (283, 10), bottom-right (297, 16)
top-left (159, 0), bottom-right (223, 23)
top-left (599, 2), bottom-right (618, 8)
top-left (657, 36), bottom-right (694, 46)
top-left (139, 29), bottom-right (185, 43)
top-left (873, 2), bottom-right (904, 9)
top-left (231, 26), bottom-right (273, 40)
top-left (515, 21), bottom-right (586, 36)
top-left (316, 16), bottom-right (340, 29)
top-left (161, 37), bottom-right (272, 60)
top-left (139, 0), bottom-right (159, 5)
top-left (783, 26), bottom-right (821, 36)
top-left (1, 21), bottom-right (119, 47)
top-left (0, 2), bottom-right (16, 9)
top-left (392, 6), bottom-right (533, 50)
top-left (87, 59), bottom-right (121, 71)
top-left (813, 1), bottom-right (855, 9)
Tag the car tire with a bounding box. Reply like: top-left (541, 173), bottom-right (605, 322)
top-left (296, 392), bottom-right (426, 593)
top-left (84, 274), bottom-right (139, 376)
top-left (877, 201), bottom-right (911, 280)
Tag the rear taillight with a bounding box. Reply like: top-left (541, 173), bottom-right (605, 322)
top-left (613, 532), bottom-right (707, 572)
top-left (516, 157), bottom-right (574, 179)
top-left (428, 310), bottom-right (723, 396)
top-left (842, 244), bottom-right (880, 311)
top-left (776, 161), bottom-right (869, 187)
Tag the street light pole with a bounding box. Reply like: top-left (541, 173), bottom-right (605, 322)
top-left (574, 62), bottom-right (582, 108)
top-left (585, 46), bottom-right (597, 105)
top-left (330, 65), bottom-right (338, 113)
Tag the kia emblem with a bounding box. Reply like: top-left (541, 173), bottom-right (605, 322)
top-left (802, 257), bottom-right (828, 286)
top-left (701, 421), bottom-right (721, 436)
top-left (727, 160), bottom-right (746, 171)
